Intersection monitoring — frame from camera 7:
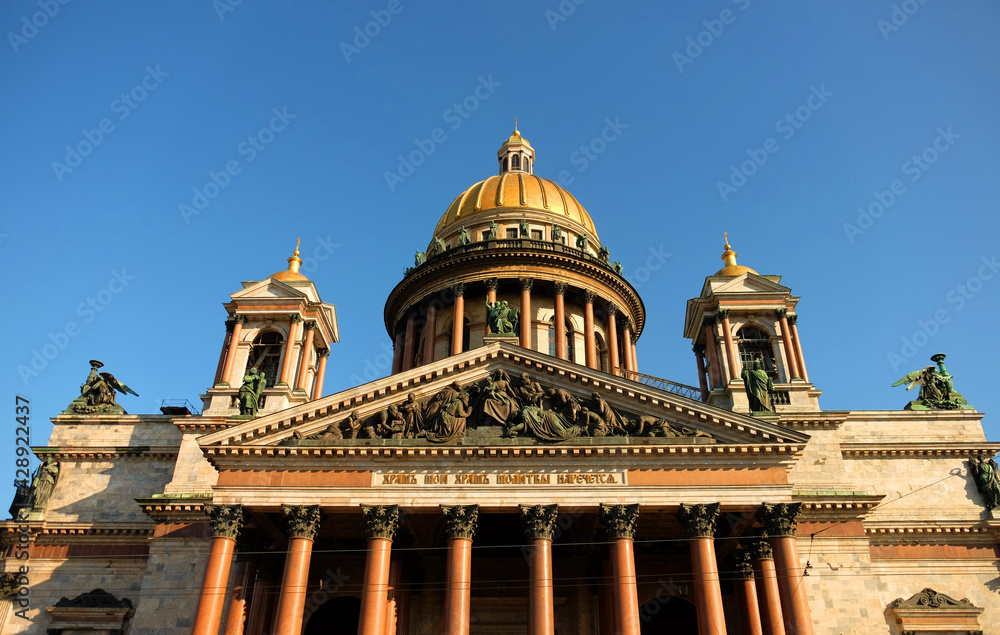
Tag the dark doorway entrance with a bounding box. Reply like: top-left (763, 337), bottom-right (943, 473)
top-left (639, 595), bottom-right (698, 634)
top-left (304, 596), bottom-right (361, 635)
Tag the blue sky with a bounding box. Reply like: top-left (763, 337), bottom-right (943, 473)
top-left (2, 1), bottom-right (999, 501)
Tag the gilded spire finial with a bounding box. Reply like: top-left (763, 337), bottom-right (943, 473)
top-left (721, 232), bottom-right (738, 268)
top-left (287, 238), bottom-right (303, 274)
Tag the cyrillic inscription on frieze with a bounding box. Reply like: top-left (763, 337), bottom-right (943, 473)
top-left (374, 471), bottom-right (626, 487)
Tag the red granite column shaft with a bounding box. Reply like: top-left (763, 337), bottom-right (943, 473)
top-left (272, 506), bottom-right (321, 635)
top-left (777, 311), bottom-right (801, 381)
top-left (788, 318), bottom-right (809, 383)
top-left (423, 304), bottom-right (437, 364)
top-left (678, 503), bottom-right (726, 635)
top-left (451, 285), bottom-right (465, 355)
top-left (606, 304), bottom-right (620, 375)
top-left (758, 504), bottom-right (812, 635)
top-left (312, 349), bottom-right (329, 399)
top-left (553, 282), bottom-right (567, 360)
top-left (391, 331), bottom-right (404, 374)
top-left (358, 505), bottom-right (399, 635)
top-left (719, 310), bottom-right (738, 380)
top-left (485, 278), bottom-right (498, 335)
top-left (402, 314), bottom-right (416, 372)
top-left (521, 504), bottom-right (558, 635)
top-left (192, 506), bottom-right (243, 635)
top-left (215, 319), bottom-right (235, 385)
top-left (223, 559), bottom-right (257, 635)
top-left (695, 347), bottom-right (709, 401)
top-left (600, 503), bottom-right (640, 635)
top-left (621, 325), bottom-right (635, 373)
top-left (584, 292), bottom-right (597, 369)
top-left (441, 504), bottom-right (477, 635)
top-left (704, 318), bottom-right (724, 385)
top-left (278, 316), bottom-right (302, 386)
top-left (520, 279), bottom-right (533, 349)
top-left (295, 322), bottom-right (316, 390)
top-left (221, 316), bottom-right (245, 385)
top-left (733, 548), bottom-right (763, 635)
top-left (750, 546), bottom-right (785, 635)
top-left (630, 337), bottom-right (639, 373)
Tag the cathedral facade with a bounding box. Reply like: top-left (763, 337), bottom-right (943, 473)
top-left (2, 130), bottom-right (999, 635)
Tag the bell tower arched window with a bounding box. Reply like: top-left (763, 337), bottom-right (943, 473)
top-left (248, 331), bottom-right (284, 387)
top-left (737, 326), bottom-right (777, 379)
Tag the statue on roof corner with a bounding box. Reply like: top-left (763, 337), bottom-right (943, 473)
top-left (891, 354), bottom-right (972, 410)
top-left (742, 358), bottom-right (774, 413)
top-left (65, 360), bottom-right (139, 415)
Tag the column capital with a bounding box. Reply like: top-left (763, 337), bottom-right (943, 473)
top-left (234, 314), bottom-right (248, 325)
top-left (605, 302), bottom-right (618, 317)
top-left (599, 503), bottom-right (639, 539)
top-left (745, 534), bottom-right (773, 560)
top-left (583, 289), bottom-right (597, 304)
top-left (732, 547), bottom-right (754, 580)
top-left (452, 283), bottom-right (465, 297)
top-left (676, 502), bottom-right (720, 538)
top-left (304, 320), bottom-right (318, 331)
top-left (205, 505), bottom-right (244, 540)
top-left (775, 308), bottom-right (788, 319)
top-left (318, 348), bottom-right (331, 358)
top-left (282, 505), bottom-right (322, 540)
top-left (441, 504), bottom-right (479, 540)
top-left (693, 344), bottom-right (706, 354)
top-left (519, 277), bottom-right (534, 291)
top-left (553, 281), bottom-right (568, 295)
top-left (787, 314), bottom-right (799, 326)
top-left (717, 309), bottom-right (731, 320)
top-left (702, 314), bottom-right (716, 327)
top-left (484, 278), bottom-right (499, 291)
top-left (361, 504), bottom-right (399, 540)
top-left (520, 504), bottom-right (559, 540)
top-left (290, 314), bottom-right (304, 325)
top-left (756, 502), bottom-right (802, 536)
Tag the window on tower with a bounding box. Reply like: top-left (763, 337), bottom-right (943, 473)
top-left (506, 228), bottom-right (518, 239)
top-left (511, 154), bottom-right (521, 170)
top-left (737, 326), bottom-right (778, 379)
top-left (248, 330), bottom-right (284, 387)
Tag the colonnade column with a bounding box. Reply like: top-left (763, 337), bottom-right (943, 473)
top-left (631, 333), bottom-right (639, 372)
top-left (485, 278), bottom-right (498, 334)
top-left (718, 309), bottom-right (739, 381)
top-left (442, 505), bottom-right (478, 635)
top-left (703, 316), bottom-right (724, 385)
top-left (358, 505), bottom-right (400, 635)
top-left (192, 505), bottom-right (244, 635)
top-left (218, 316), bottom-right (244, 385)
top-left (694, 345), bottom-right (709, 402)
top-left (278, 315), bottom-right (303, 386)
top-left (273, 505), bottom-right (322, 635)
top-left (402, 314), bottom-right (417, 372)
top-left (520, 504), bottom-right (559, 635)
top-left (245, 555), bottom-right (282, 635)
top-left (222, 558), bottom-right (257, 635)
top-left (554, 282), bottom-right (568, 360)
top-left (423, 304), bottom-right (437, 364)
top-left (606, 303), bottom-right (620, 375)
top-left (599, 503), bottom-right (640, 635)
top-left (313, 349), bottom-right (330, 399)
top-left (451, 284), bottom-right (465, 355)
top-left (775, 310), bottom-right (801, 381)
top-left (583, 291), bottom-right (597, 369)
top-left (621, 323), bottom-right (634, 373)
top-left (733, 548), bottom-right (763, 635)
top-left (758, 503), bottom-right (813, 635)
top-left (520, 278), bottom-right (533, 349)
top-left (296, 321), bottom-right (317, 391)
top-left (677, 503), bottom-right (726, 635)
top-left (748, 535), bottom-right (784, 635)
top-left (391, 331), bottom-right (405, 374)
top-left (788, 316), bottom-right (809, 383)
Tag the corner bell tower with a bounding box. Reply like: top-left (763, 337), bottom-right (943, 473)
top-left (201, 240), bottom-right (340, 416)
top-left (683, 234), bottom-right (820, 413)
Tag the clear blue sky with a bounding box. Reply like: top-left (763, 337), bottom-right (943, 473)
top-left (3, 1), bottom-right (999, 503)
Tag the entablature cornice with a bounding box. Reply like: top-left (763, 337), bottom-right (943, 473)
top-left (136, 494), bottom-right (212, 523)
top-left (778, 412), bottom-right (848, 429)
top-left (841, 442), bottom-right (1000, 459)
top-left (865, 521), bottom-right (996, 544)
top-left (792, 491), bottom-right (885, 521)
top-left (32, 446), bottom-right (179, 461)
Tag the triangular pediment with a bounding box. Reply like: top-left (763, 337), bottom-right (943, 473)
top-left (232, 278), bottom-right (311, 301)
top-left (705, 273), bottom-right (790, 297)
top-left (200, 342), bottom-right (809, 455)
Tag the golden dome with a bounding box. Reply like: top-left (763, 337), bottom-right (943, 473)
top-left (434, 173), bottom-right (599, 238)
top-left (270, 239), bottom-right (309, 282)
top-left (715, 232), bottom-right (757, 276)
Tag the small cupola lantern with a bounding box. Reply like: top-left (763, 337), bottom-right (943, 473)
top-left (498, 119), bottom-right (535, 174)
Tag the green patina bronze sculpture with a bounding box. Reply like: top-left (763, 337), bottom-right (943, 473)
top-left (519, 219), bottom-right (529, 237)
top-left (414, 250), bottom-right (426, 267)
top-left (598, 246), bottom-right (610, 263)
top-left (612, 261), bottom-right (623, 275)
top-left (742, 358), bottom-right (774, 413)
top-left (551, 223), bottom-right (563, 243)
top-left (457, 226), bottom-right (471, 246)
top-left (65, 360), bottom-right (139, 415)
top-left (892, 354), bottom-right (972, 410)
top-left (575, 234), bottom-right (588, 251)
top-left (26, 456), bottom-right (59, 514)
top-left (486, 300), bottom-right (519, 335)
top-left (238, 367), bottom-right (267, 416)
top-left (969, 453), bottom-right (1000, 511)
top-left (430, 236), bottom-right (446, 257)
top-left (485, 221), bottom-right (499, 241)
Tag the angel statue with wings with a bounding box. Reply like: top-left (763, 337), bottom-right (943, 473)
top-left (891, 353), bottom-right (971, 411)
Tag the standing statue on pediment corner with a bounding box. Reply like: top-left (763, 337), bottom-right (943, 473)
top-left (969, 453), bottom-right (1000, 510)
top-left (28, 456), bottom-right (59, 513)
top-left (414, 250), bottom-right (426, 267)
top-left (598, 246), bottom-right (610, 263)
top-left (238, 367), bottom-right (267, 417)
top-left (742, 358), bottom-right (774, 413)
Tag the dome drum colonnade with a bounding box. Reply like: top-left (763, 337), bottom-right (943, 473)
top-left (190, 502), bottom-right (815, 635)
top-left (384, 129), bottom-right (644, 379)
